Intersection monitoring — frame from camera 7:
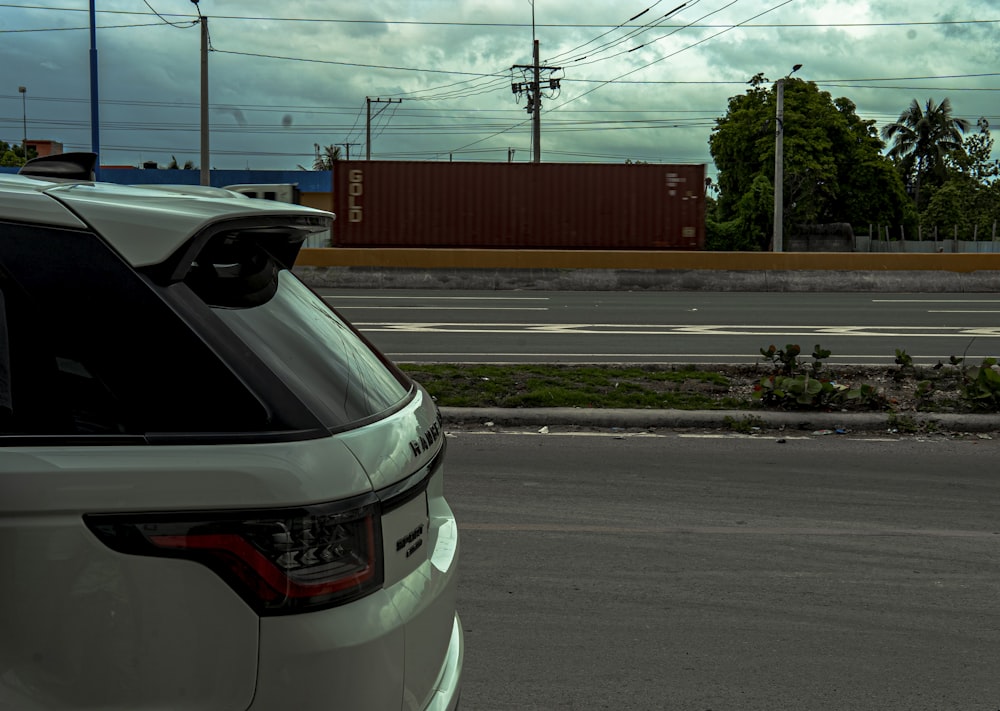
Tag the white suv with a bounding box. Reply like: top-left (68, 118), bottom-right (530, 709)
top-left (0, 154), bottom-right (462, 710)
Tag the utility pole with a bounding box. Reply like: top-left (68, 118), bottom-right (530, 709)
top-left (772, 64), bottom-right (801, 252)
top-left (18, 86), bottom-right (26, 161)
top-left (337, 142), bottom-right (360, 161)
top-left (366, 97), bottom-right (401, 160)
top-left (511, 40), bottom-right (560, 163)
top-left (772, 77), bottom-right (785, 252)
top-left (198, 13), bottom-right (209, 185)
top-left (89, 0), bottom-right (100, 176)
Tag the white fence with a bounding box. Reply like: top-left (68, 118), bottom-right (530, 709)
top-left (857, 223), bottom-right (1000, 253)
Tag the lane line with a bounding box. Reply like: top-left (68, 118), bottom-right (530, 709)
top-left (354, 322), bottom-right (992, 330)
top-left (335, 306), bottom-right (549, 311)
top-left (458, 522), bottom-right (999, 538)
top-left (355, 322), bottom-right (1000, 337)
top-left (872, 299), bottom-right (1000, 303)
top-left (322, 295), bottom-right (550, 301)
top-left (388, 353), bottom-right (959, 363)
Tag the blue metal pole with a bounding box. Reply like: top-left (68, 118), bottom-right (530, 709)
top-left (89, 0), bottom-right (100, 178)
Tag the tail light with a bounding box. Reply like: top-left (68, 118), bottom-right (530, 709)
top-left (84, 495), bottom-right (383, 615)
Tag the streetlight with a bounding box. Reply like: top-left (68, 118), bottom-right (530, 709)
top-left (18, 86), bottom-right (27, 162)
top-left (773, 63), bottom-right (802, 252)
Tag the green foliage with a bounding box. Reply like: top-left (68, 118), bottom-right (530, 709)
top-left (921, 181), bottom-right (973, 239)
top-left (705, 176), bottom-right (774, 251)
top-left (723, 414), bottom-right (764, 433)
top-left (760, 343), bottom-right (802, 375)
top-left (881, 97), bottom-right (972, 210)
top-left (924, 121), bottom-right (1000, 240)
top-left (399, 363), bottom-right (742, 410)
top-left (0, 140), bottom-right (35, 167)
top-left (709, 79), bottom-right (910, 246)
top-left (755, 343), bottom-right (884, 410)
top-left (760, 343), bottom-right (829, 376)
top-left (886, 412), bottom-right (922, 434)
top-left (894, 349), bottom-right (913, 369)
top-left (313, 144), bottom-right (342, 170)
top-left (167, 155), bottom-right (196, 170)
top-left (959, 357), bottom-right (1000, 410)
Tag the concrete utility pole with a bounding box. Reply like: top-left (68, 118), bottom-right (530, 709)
top-left (198, 12), bottom-right (210, 186)
top-left (511, 40), bottom-right (560, 163)
top-left (89, 0), bottom-right (100, 176)
top-left (772, 64), bottom-right (801, 252)
top-left (366, 97), bottom-right (401, 160)
top-left (18, 86), bottom-right (26, 160)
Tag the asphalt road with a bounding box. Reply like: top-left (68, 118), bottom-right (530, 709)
top-left (447, 431), bottom-right (1000, 710)
top-left (320, 289), bottom-right (1000, 365)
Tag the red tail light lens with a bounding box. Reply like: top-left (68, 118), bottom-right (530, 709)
top-left (84, 496), bottom-right (383, 615)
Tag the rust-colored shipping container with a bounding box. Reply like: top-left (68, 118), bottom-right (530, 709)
top-left (331, 161), bottom-right (705, 250)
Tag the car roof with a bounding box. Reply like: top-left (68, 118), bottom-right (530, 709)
top-left (0, 171), bottom-right (333, 267)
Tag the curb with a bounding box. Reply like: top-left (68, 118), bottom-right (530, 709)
top-left (439, 407), bottom-right (1000, 434)
top-left (297, 266), bottom-right (1000, 293)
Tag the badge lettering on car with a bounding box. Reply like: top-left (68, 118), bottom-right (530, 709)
top-left (396, 524), bottom-right (425, 558)
top-left (409, 415), bottom-right (443, 458)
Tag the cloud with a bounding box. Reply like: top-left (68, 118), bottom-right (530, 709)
top-left (1, 1), bottom-right (995, 170)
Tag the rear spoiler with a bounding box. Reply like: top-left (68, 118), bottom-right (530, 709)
top-left (19, 153), bottom-right (98, 181)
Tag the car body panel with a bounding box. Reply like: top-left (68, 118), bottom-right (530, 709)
top-left (0, 438), bottom-right (373, 514)
top-left (338, 387), bottom-right (444, 493)
top-left (0, 166), bottom-right (462, 711)
top-left (25, 180), bottom-right (332, 268)
top-left (0, 516), bottom-right (259, 711)
top-left (0, 174), bottom-right (88, 231)
top-left (252, 478), bottom-right (462, 711)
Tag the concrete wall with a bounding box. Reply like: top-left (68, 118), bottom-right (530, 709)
top-left (293, 248), bottom-right (1000, 292)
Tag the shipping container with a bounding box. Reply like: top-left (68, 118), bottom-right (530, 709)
top-left (331, 161), bottom-right (705, 250)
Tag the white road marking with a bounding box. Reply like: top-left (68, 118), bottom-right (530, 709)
top-left (354, 322), bottom-right (1000, 338)
top-left (872, 299), bottom-right (1000, 303)
top-left (388, 353), bottom-right (943, 363)
top-left (339, 306), bottom-right (550, 311)
top-left (322, 295), bottom-right (549, 301)
top-left (448, 430), bottom-right (900, 443)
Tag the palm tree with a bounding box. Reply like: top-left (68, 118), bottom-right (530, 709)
top-left (881, 97), bottom-right (971, 207)
top-left (312, 144), bottom-right (342, 170)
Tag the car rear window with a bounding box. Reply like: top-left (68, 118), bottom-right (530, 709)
top-left (178, 235), bottom-right (411, 431)
top-left (0, 222), bottom-right (274, 440)
top-left (211, 271), bottom-right (411, 430)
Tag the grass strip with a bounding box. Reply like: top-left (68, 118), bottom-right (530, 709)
top-left (398, 363), bottom-right (747, 410)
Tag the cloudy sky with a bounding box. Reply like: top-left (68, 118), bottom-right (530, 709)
top-left (2, 1), bottom-right (997, 174)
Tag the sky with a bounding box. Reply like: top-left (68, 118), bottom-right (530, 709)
top-left (1, 0), bottom-right (997, 176)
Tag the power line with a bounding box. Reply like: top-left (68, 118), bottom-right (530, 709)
top-left (544, 0), bottom-right (687, 64)
top-left (210, 48), bottom-right (507, 79)
top-left (549, 0), bottom-right (794, 112)
top-left (140, 0), bottom-right (197, 29)
top-left (1, 5), bottom-right (997, 29)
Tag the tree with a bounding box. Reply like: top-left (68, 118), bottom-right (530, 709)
top-left (166, 155), bottom-right (196, 170)
top-left (925, 118), bottom-right (1000, 240)
top-left (312, 144), bottom-right (342, 170)
top-left (881, 97), bottom-right (972, 209)
top-left (709, 77), bottom-right (911, 250)
top-left (0, 140), bottom-right (36, 167)
top-left (945, 117), bottom-right (999, 184)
